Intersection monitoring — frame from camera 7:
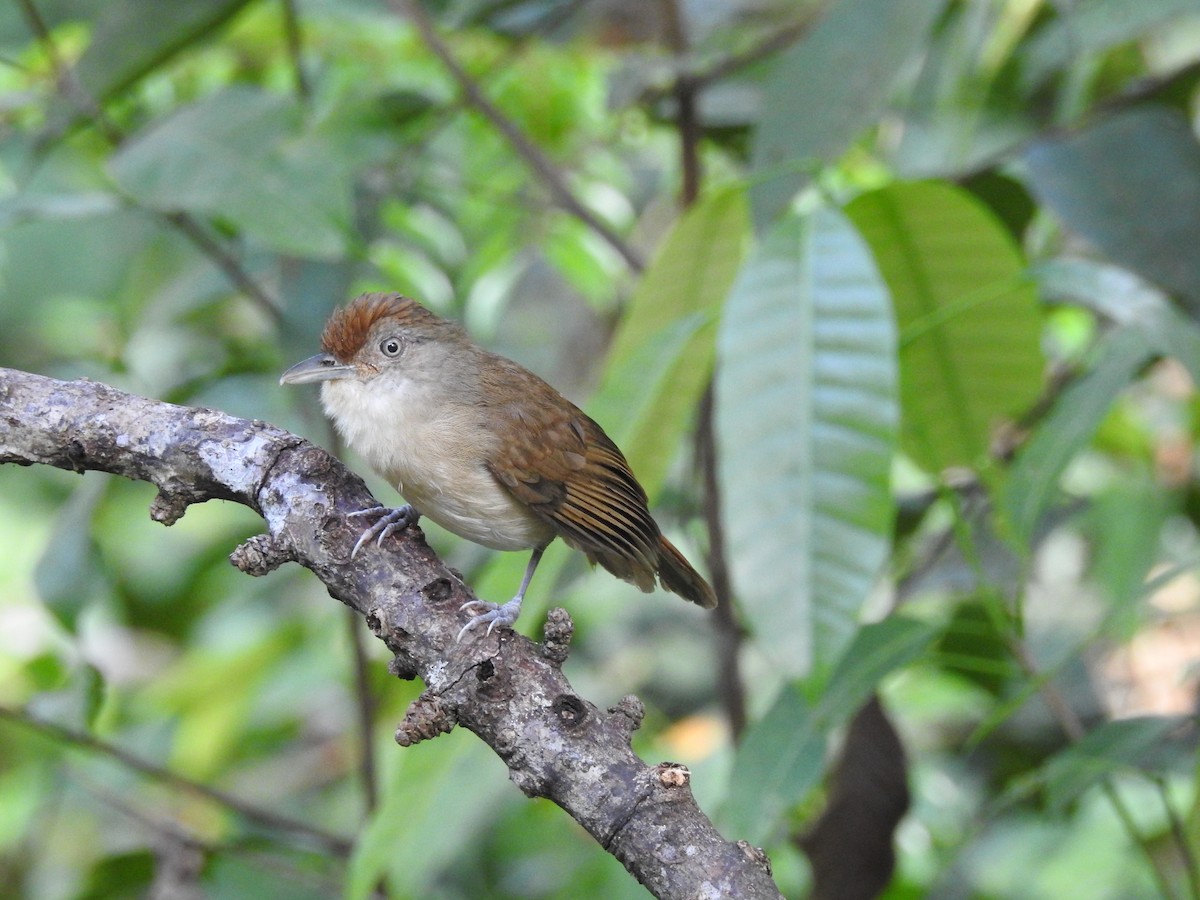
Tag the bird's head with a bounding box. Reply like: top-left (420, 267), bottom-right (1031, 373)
top-left (280, 293), bottom-right (466, 386)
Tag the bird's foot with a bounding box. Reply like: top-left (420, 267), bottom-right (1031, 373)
top-left (348, 504), bottom-right (420, 558)
top-left (457, 596), bottom-right (523, 642)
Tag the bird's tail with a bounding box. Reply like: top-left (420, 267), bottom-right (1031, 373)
top-left (656, 534), bottom-right (717, 609)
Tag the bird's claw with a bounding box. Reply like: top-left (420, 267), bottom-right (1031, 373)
top-left (457, 597), bottom-right (522, 642)
top-left (349, 504), bottom-right (419, 558)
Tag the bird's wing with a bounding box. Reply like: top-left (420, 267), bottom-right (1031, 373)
top-left (485, 382), bottom-right (661, 590)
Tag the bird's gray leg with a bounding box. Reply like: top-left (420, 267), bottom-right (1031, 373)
top-left (348, 504), bottom-right (420, 558)
top-left (458, 547), bottom-right (545, 641)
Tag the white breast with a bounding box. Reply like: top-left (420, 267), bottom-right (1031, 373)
top-left (321, 376), bottom-right (553, 551)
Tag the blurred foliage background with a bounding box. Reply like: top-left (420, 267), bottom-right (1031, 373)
top-left (2, 0), bottom-right (1200, 897)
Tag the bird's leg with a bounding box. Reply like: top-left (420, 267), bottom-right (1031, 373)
top-left (348, 504), bottom-right (420, 558)
top-left (458, 547), bottom-right (545, 641)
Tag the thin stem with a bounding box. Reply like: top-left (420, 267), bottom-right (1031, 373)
top-left (0, 706), bottom-right (353, 856)
top-left (1100, 781), bottom-right (1180, 900)
top-left (162, 212), bottom-right (281, 320)
top-left (1155, 774), bottom-right (1200, 900)
top-left (281, 0), bottom-right (311, 101)
top-left (661, 0), bottom-right (701, 207)
top-left (346, 607), bottom-right (380, 812)
top-left (692, 5), bottom-right (828, 89)
top-left (698, 385), bottom-right (746, 739)
top-left (72, 767), bottom-right (363, 897)
top-left (392, 0), bottom-right (644, 273)
top-left (664, 0), bottom-right (745, 740)
top-left (639, 3), bottom-right (830, 108)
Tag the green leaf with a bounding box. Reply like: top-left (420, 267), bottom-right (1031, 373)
top-left (1036, 256), bottom-right (1200, 385)
top-left (722, 616), bottom-right (938, 842)
top-left (150, 627), bottom-right (300, 778)
top-left (1085, 477), bottom-right (1170, 621)
top-left (749, 0), bottom-right (948, 225)
top-left (1130, 305), bottom-right (1200, 388)
top-left (721, 684), bottom-right (825, 843)
top-left (110, 87), bottom-right (352, 259)
top-left (818, 615), bottom-right (941, 718)
top-left (589, 185), bottom-right (749, 499)
top-left (34, 476), bottom-right (107, 632)
top-left (1025, 107), bottom-right (1200, 317)
top-left (1018, 0), bottom-right (1200, 93)
top-left (76, 850), bottom-right (156, 900)
top-left (1041, 716), bottom-right (1182, 813)
top-left (0, 192), bottom-right (120, 227)
top-left (717, 207), bottom-right (897, 675)
top-left (847, 181), bottom-right (1043, 472)
top-left (1004, 326), bottom-right (1154, 547)
top-left (74, 0), bottom-right (253, 103)
top-left (347, 734), bottom-right (510, 899)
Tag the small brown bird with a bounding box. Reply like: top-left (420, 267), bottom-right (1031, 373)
top-left (281, 292), bottom-right (716, 638)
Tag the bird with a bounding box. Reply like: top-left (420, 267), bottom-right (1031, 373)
top-left (280, 292), bottom-right (716, 639)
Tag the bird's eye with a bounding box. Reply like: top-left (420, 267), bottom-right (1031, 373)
top-left (380, 337), bottom-right (402, 357)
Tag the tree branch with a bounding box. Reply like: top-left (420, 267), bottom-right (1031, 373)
top-left (0, 367), bottom-right (781, 900)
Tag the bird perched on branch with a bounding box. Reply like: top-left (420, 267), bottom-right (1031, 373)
top-left (281, 292), bottom-right (716, 639)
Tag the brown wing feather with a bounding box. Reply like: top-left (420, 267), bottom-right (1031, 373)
top-left (483, 355), bottom-right (715, 607)
top-left (483, 361), bottom-right (661, 589)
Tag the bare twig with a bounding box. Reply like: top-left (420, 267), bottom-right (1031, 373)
top-left (0, 367), bottom-right (782, 900)
top-left (0, 705), bottom-right (354, 856)
top-left (391, 0), bottom-right (645, 273)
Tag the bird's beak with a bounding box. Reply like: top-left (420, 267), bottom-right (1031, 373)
top-left (279, 353), bottom-right (356, 386)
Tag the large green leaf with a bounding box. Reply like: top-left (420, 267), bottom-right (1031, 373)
top-left (722, 616), bottom-right (938, 843)
top-left (716, 207), bottom-right (897, 675)
top-left (589, 185), bottom-right (749, 499)
top-left (1025, 107), bottom-right (1200, 317)
top-left (847, 181), bottom-right (1043, 472)
top-left (110, 87), bottom-right (353, 259)
top-left (749, 0), bottom-right (948, 226)
top-left (348, 733), bottom-right (510, 899)
top-left (1004, 325), bottom-right (1155, 547)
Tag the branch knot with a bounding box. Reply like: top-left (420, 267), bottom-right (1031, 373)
top-left (395, 692), bottom-right (457, 746)
top-left (608, 694), bottom-right (645, 737)
top-left (541, 606), bottom-right (573, 664)
top-left (229, 533), bottom-right (295, 575)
